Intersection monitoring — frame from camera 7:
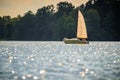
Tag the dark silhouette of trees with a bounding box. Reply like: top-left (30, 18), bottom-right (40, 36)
top-left (35, 5), bottom-right (55, 40)
top-left (0, 17), bottom-right (5, 40)
top-left (0, 1), bottom-right (120, 41)
top-left (85, 0), bottom-right (120, 40)
top-left (55, 2), bottom-right (75, 40)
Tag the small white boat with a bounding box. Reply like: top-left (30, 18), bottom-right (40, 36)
top-left (63, 38), bottom-right (89, 44)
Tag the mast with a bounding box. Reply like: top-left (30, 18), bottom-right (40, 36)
top-left (77, 10), bottom-right (87, 39)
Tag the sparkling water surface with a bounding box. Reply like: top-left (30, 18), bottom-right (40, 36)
top-left (0, 41), bottom-right (120, 80)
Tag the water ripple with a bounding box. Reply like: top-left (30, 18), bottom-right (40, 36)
top-left (0, 41), bottom-right (120, 80)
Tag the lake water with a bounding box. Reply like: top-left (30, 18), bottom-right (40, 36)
top-left (0, 41), bottom-right (120, 80)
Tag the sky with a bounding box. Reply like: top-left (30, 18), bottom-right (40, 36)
top-left (0, 0), bottom-right (88, 18)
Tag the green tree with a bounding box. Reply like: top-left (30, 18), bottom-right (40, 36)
top-left (56, 1), bottom-right (75, 17)
top-left (2, 16), bottom-right (13, 40)
top-left (36, 5), bottom-right (55, 40)
top-left (16, 11), bottom-right (36, 40)
top-left (0, 17), bottom-right (5, 40)
top-left (85, 9), bottom-right (101, 40)
top-left (55, 1), bottom-right (75, 40)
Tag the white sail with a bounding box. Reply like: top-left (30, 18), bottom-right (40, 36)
top-left (77, 11), bottom-right (87, 39)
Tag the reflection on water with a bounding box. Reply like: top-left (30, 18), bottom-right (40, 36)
top-left (0, 41), bottom-right (120, 80)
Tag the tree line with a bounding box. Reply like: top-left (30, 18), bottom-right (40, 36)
top-left (0, 0), bottom-right (120, 41)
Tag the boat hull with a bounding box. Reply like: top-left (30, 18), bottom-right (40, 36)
top-left (63, 38), bottom-right (89, 44)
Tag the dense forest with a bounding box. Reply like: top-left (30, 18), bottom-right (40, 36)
top-left (0, 0), bottom-right (120, 41)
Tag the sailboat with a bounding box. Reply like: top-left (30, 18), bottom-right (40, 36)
top-left (63, 10), bottom-right (89, 44)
